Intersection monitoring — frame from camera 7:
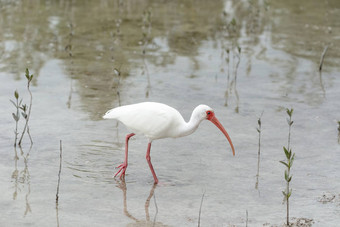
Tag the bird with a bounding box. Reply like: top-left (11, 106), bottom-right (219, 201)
top-left (103, 102), bottom-right (235, 184)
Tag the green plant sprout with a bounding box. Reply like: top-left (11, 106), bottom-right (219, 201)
top-left (286, 108), bottom-right (293, 150)
top-left (280, 108), bottom-right (295, 226)
top-left (10, 90), bottom-right (22, 147)
top-left (18, 68), bottom-right (33, 146)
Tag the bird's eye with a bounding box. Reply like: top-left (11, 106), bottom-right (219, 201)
top-left (207, 111), bottom-right (211, 115)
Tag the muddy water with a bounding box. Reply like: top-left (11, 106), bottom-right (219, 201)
top-left (0, 0), bottom-right (339, 226)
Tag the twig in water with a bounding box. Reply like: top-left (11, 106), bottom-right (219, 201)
top-left (246, 210), bottom-right (248, 227)
top-left (56, 140), bottom-right (63, 203)
top-left (319, 46), bottom-right (328, 71)
top-left (318, 69), bottom-right (326, 97)
top-left (224, 48), bottom-right (231, 106)
top-left (113, 67), bottom-right (122, 107)
top-left (65, 22), bottom-right (73, 58)
top-left (141, 9), bottom-right (152, 98)
top-left (234, 47), bottom-right (241, 113)
top-left (66, 80), bottom-right (73, 108)
top-left (228, 46), bottom-right (241, 112)
top-left (198, 191), bottom-right (205, 227)
top-left (18, 68), bottom-right (33, 146)
top-left (255, 111), bottom-right (263, 190)
top-left (55, 141), bottom-right (63, 227)
top-left (338, 121), bottom-right (340, 144)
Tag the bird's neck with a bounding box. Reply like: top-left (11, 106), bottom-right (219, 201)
top-left (178, 111), bottom-right (204, 137)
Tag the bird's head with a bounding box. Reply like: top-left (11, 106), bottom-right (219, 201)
top-left (195, 105), bottom-right (235, 156)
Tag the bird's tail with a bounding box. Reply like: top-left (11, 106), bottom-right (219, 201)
top-left (103, 108), bottom-right (118, 119)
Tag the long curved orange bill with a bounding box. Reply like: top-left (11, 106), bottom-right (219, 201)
top-left (209, 116), bottom-right (235, 156)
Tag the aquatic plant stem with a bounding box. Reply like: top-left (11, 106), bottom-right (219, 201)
top-left (198, 191), bottom-right (205, 227)
top-left (141, 9), bottom-right (152, 98)
top-left (224, 48), bottom-right (230, 106)
top-left (113, 67), bottom-right (122, 107)
top-left (56, 140), bottom-right (62, 203)
top-left (280, 108), bottom-right (295, 226)
top-left (286, 109), bottom-right (292, 225)
top-left (14, 99), bottom-right (19, 146)
top-left (283, 147), bottom-right (294, 226)
top-left (287, 113), bottom-right (292, 151)
top-left (286, 166), bottom-right (290, 225)
top-left (234, 47), bottom-right (241, 113)
top-left (255, 112), bottom-right (263, 189)
top-left (11, 90), bottom-right (20, 147)
top-left (56, 141), bottom-right (62, 227)
top-left (18, 69), bottom-right (33, 146)
top-left (319, 45), bottom-right (328, 71)
top-left (338, 121), bottom-right (340, 144)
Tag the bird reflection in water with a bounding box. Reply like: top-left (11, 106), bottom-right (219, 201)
top-left (115, 179), bottom-right (168, 227)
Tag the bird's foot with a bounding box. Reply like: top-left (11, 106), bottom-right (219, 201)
top-left (114, 162), bottom-right (127, 179)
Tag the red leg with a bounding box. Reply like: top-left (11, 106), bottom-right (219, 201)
top-left (146, 142), bottom-right (159, 184)
top-left (115, 133), bottom-right (135, 179)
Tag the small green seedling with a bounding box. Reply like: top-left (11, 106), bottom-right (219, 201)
top-left (280, 108), bottom-right (295, 226)
top-left (10, 90), bottom-right (22, 147)
top-left (286, 108), bottom-right (293, 150)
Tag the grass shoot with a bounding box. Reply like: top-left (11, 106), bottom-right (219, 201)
top-left (280, 108), bottom-right (295, 226)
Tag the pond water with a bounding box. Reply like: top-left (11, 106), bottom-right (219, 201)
top-left (0, 0), bottom-right (339, 226)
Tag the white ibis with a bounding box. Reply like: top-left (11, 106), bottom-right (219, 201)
top-left (103, 102), bottom-right (235, 184)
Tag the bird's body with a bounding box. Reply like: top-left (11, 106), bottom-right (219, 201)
top-left (104, 102), bottom-right (189, 140)
top-left (103, 102), bottom-right (235, 184)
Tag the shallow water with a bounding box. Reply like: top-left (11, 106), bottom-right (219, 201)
top-left (0, 0), bottom-right (339, 226)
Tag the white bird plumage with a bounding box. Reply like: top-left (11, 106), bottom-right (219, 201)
top-left (103, 102), bottom-right (211, 140)
top-left (103, 102), bottom-right (235, 184)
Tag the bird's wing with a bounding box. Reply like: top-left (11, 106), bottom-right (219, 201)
top-left (104, 102), bottom-right (182, 140)
top-left (128, 106), bottom-right (172, 139)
